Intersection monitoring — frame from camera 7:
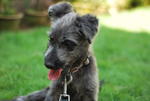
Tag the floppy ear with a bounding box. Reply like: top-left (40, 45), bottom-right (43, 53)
top-left (77, 14), bottom-right (99, 43)
top-left (48, 2), bottom-right (74, 21)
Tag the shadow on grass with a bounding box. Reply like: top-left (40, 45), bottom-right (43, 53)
top-left (0, 26), bottom-right (150, 101)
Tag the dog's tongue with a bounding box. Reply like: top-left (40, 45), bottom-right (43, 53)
top-left (48, 68), bottom-right (63, 80)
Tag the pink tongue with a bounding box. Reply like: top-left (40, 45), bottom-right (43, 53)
top-left (48, 68), bottom-right (63, 80)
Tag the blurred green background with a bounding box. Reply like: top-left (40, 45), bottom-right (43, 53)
top-left (0, 0), bottom-right (150, 100)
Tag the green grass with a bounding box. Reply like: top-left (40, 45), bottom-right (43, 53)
top-left (94, 27), bottom-right (150, 101)
top-left (0, 8), bottom-right (150, 100)
top-left (0, 28), bottom-right (49, 99)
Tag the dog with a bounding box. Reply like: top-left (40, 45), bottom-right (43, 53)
top-left (14, 2), bottom-right (99, 101)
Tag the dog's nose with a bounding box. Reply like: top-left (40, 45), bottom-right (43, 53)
top-left (44, 62), bottom-right (55, 69)
top-left (44, 60), bottom-right (64, 70)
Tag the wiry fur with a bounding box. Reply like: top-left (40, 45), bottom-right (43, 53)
top-left (14, 2), bottom-right (99, 101)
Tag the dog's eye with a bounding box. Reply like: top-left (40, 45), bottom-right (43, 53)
top-left (63, 40), bottom-right (77, 51)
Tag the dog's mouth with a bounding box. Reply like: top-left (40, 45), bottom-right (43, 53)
top-left (48, 68), bottom-right (63, 80)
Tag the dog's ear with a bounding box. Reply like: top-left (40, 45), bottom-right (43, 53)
top-left (76, 14), bottom-right (99, 44)
top-left (48, 2), bottom-right (74, 20)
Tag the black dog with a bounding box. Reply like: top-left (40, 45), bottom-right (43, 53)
top-left (14, 2), bottom-right (99, 101)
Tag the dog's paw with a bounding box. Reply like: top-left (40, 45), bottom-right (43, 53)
top-left (13, 96), bottom-right (25, 101)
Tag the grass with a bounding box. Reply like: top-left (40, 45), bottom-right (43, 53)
top-left (0, 7), bottom-right (150, 101)
top-left (0, 28), bottom-right (49, 99)
top-left (95, 27), bottom-right (150, 101)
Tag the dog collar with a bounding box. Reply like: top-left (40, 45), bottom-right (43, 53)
top-left (70, 57), bottom-right (90, 73)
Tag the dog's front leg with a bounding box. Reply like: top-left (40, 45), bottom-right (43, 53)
top-left (44, 90), bottom-right (60, 101)
top-left (82, 91), bottom-right (98, 101)
top-left (14, 87), bottom-right (49, 101)
top-left (44, 95), bottom-right (59, 101)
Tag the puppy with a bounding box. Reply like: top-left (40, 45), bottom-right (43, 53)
top-left (14, 2), bottom-right (99, 101)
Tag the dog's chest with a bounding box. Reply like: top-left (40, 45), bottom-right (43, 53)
top-left (67, 83), bottom-right (83, 101)
top-left (66, 74), bottom-right (85, 99)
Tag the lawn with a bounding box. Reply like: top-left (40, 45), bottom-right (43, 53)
top-left (0, 8), bottom-right (150, 101)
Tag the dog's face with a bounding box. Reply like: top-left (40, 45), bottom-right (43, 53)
top-left (44, 2), bottom-right (98, 71)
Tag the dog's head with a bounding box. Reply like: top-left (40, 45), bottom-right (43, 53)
top-left (45, 2), bottom-right (98, 79)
